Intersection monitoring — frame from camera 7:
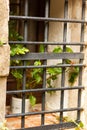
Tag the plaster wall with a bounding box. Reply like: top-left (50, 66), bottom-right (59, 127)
top-left (68, 0), bottom-right (82, 119)
top-left (0, 0), bottom-right (10, 121)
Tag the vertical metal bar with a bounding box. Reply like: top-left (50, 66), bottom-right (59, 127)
top-left (24, 0), bottom-right (28, 40)
top-left (41, 0), bottom-right (49, 125)
top-left (21, 0), bottom-right (29, 128)
top-left (60, 0), bottom-right (68, 122)
top-left (77, 0), bottom-right (85, 120)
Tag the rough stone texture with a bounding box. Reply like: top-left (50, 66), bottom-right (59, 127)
top-left (0, 0), bottom-right (9, 122)
top-left (0, 45), bottom-right (10, 76)
top-left (0, 78), bottom-right (7, 121)
top-left (0, 0), bottom-right (9, 43)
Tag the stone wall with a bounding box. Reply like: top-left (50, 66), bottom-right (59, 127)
top-left (0, 0), bottom-right (10, 121)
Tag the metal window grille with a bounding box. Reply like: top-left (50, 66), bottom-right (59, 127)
top-left (6, 0), bottom-right (85, 130)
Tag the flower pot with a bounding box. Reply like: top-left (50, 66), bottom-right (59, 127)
top-left (11, 97), bottom-right (30, 114)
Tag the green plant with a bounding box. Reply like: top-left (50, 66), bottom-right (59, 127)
top-left (0, 121), bottom-right (9, 130)
top-left (52, 46), bottom-right (79, 86)
top-left (74, 121), bottom-right (84, 130)
top-left (68, 66), bottom-right (79, 86)
top-left (0, 41), bottom-right (4, 46)
top-left (9, 20), bottom-right (34, 104)
top-left (9, 21), bottom-right (29, 57)
top-left (39, 44), bottom-right (79, 87)
top-left (56, 116), bottom-right (84, 130)
top-left (0, 115), bottom-right (9, 130)
top-left (27, 46), bottom-right (79, 96)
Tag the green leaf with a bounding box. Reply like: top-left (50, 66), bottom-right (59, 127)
top-left (29, 95), bottom-right (36, 106)
top-left (47, 79), bottom-right (51, 85)
top-left (17, 35), bottom-right (23, 41)
top-left (10, 44), bottom-right (29, 56)
top-left (79, 121), bottom-right (84, 128)
top-left (66, 47), bottom-right (73, 53)
top-left (68, 67), bottom-right (79, 85)
top-left (65, 59), bottom-right (72, 64)
top-left (47, 67), bottom-right (62, 76)
top-left (51, 75), bottom-right (57, 80)
top-left (0, 41), bottom-right (4, 46)
top-left (11, 70), bottom-right (23, 79)
top-left (35, 74), bottom-right (42, 83)
top-left (11, 60), bottom-right (20, 64)
top-left (34, 60), bottom-right (41, 66)
top-left (39, 44), bottom-right (45, 52)
top-left (75, 121), bottom-right (84, 130)
top-left (53, 46), bottom-right (62, 53)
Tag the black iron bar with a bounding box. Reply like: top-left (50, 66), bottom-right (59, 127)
top-left (10, 63), bottom-right (85, 69)
top-left (9, 41), bottom-right (85, 46)
top-left (5, 107), bottom-right (83, 118)
top-left (6, 86), bottom-right (84, 95)
top-left (41, 0), bottom-right (49, 125)
top-left (60, 0), bottom-right (68, 122)
top-left (21, 0), bottom-right (29, 128)
top-left (11, 52), bottom-right (84, 60)
top-left (12, 122), bottom-right (78, 130)
top-left (10, 15), bottom-right (87, 24)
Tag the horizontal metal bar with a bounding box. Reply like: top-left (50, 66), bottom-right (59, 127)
top-left (6, 86), bottom-right (84, 94)
top-left (10, 63), bottom-right (85, 69)
top-left (11, 52), bottom-right (84, 60)
top-left (5, 107), bottom-right (83, 118)
top-left (9, 41), bottom-right (85, 46)
top-left (15, 121), bottom-right (80, 130)
top-left (10, 15), bottom-right (87, 23)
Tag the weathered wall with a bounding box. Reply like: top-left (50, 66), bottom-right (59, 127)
top-left (68, 0), bottom-right (82, 119)
top-left (0, 0), bottom-right (10, 121)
